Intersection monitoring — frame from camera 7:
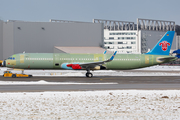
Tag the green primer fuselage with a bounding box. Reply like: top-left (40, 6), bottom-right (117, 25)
top-left (6, 53), bottom-right (175, 70)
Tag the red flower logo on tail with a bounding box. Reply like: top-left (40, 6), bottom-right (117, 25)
top-left (159, 41), bottom-right (170, 51)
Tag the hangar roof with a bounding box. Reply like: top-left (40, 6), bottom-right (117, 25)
top-left (54, 47), bottom-right (112, 54)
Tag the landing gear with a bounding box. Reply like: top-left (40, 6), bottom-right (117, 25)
top-left (86, 72), bottom-right (93, 78)
top-left (86, 68), bottom-right (93, 78)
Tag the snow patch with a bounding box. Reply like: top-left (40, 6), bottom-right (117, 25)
top-left (0, 90), bottom-right (180, 119)
top-left (0, 80), bottom-right (118, 85)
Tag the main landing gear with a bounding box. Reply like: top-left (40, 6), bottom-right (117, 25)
top-left (86, 68), bottom-right (93, 78)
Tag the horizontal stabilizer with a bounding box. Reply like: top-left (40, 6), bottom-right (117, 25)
top-left (158, 57), bottom-right (177, 61)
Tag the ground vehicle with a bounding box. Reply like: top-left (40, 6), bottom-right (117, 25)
top-left (3, 71), bottom-right (32, 78)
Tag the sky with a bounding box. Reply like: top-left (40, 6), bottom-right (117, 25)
top-left (0, 0), bottom-right (180, 25)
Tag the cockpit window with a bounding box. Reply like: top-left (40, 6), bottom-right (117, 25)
top-left (8, 57), bottom-right (15, 60)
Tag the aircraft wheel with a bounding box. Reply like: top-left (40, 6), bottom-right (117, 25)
top-left (12, 74), bottom-right (16, 78)
top-left (86, 73), bottom-right (93, 78)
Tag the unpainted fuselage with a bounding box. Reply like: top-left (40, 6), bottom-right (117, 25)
top-left (5, 53), bottom-right (175, 70)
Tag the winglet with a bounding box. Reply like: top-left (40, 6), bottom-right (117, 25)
top-left (105, 51), bottom-right (117, 62)
top-left (103, 50), bottom-right (107, 54)
top-left (109, 51), bottom-right (117, 61)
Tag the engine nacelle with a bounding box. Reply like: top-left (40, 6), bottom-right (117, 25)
top-left (91, 65), bottom-right (106, 70)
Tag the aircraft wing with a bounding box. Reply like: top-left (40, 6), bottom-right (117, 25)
top-left (66, 51), bottom-right (117, 69)
top-left (80, 51), bottom-right (117, 67)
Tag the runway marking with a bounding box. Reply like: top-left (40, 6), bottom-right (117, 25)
top-left (0, 80), bottom-right (118, 85)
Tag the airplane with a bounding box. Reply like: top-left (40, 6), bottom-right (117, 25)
top-left (2, 31), bottom-right (177, 77)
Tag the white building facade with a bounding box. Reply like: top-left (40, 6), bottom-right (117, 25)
top-left (104, 30), bottom-right (139, 53)
top-left (94, 19), bottom-right (176, 54)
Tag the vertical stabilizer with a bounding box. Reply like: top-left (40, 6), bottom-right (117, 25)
top-left (145, 31), bottom-right (175, 55)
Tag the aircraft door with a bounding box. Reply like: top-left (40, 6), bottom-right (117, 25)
top-left (53, 53), bottom-right (60, 69)
top-left (149, 56), bottom-right (153, 65)
top-left (18, 54), bottom-right (30, 68)
top-left (145, 55), bottom-right (153, 65)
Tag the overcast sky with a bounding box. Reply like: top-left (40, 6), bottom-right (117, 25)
top-left (0, 0), bottom-right (180, 24)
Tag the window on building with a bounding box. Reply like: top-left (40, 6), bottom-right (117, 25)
top-left (117, 33), bottom-right (121, 35)
top-left (127, 46), bottom-right (132, 49)
top-left (109, 37), bottom-right (114, 39)
top-left (105, 46), bottom-right (109, 49)
top-left (131, 42), bottom-right (136, 44)
top-left (109, 46), bottom-right (114, 49)
top-left (109, 42), bottom-right (114, 44)
top-left (132, 46), bottom-right (136, 49)
top-left (118, 42), bottom-right (123, 44)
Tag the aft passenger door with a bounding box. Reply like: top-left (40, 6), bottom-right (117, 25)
top-left (145, 55), bottom-right (153, 65)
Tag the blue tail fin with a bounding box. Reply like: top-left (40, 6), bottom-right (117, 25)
top-left (145, 31), bottom-right (175, 55)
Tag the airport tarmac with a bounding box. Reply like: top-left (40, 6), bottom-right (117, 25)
top-left (0, 75), bottom-right (180, 92)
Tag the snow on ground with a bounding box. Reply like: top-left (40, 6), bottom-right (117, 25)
top-left (0, 80), bottom-right (118, 85)
top-left (0, 90), bottom-right (180, 119)
top-left (137, 65), bottom-right (180, 71)
top-left (0, 67), bottom-right (180, 119)
top-left (1, 65), bottom-right (180, 77)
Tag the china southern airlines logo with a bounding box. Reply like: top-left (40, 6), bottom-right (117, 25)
top-left (159, 41), bottom-right (170, 51)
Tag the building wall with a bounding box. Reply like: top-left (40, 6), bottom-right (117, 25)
top-left (3, 22), bottom-right (14, 59)
top-left (2, 21), bottom-right (103, 59)
top-left (0, 20), bottom-right (3, 60)
top-left (176, 36), bottom-right (180, 49)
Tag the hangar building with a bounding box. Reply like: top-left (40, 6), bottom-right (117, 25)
top-left (0, 19), bottom-right (104, 60)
